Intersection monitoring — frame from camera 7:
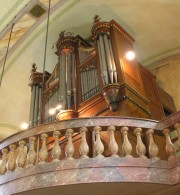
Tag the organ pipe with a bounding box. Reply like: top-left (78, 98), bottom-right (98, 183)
top-left (103, 34), bottom-right (113, 83)
top-left (71, 53), bottom-right (77, 110)
top-left (34, 86), bottom-right (39, 126)
top-left (29, 86), bottom-right (36, 127)
top-left (60, 52), bottom-right (67, 109)
top-left (108, 39), bottom-right (117, 83)
top-left (67, 51), bottom-right (72, 109)
top-left (96, 33), bottom-right (117, 85)
top-left (38, 87), bottom-right (42, 125)
top-left (99, 35), bottom-right (109, 85)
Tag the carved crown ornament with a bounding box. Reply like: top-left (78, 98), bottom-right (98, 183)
top-left (56, 31), bottom-right (77, 55)
top-left (29, 63), bottom-right (50, 87)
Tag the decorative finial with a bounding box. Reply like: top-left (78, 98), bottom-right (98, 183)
top-left (31, 63), bottom-right (37, 73)
top-left (59, 31), bottom-right (65, 38)
top-left (93, 15), bottom-right (101, 23)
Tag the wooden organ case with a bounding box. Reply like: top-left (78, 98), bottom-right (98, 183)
top-left (28, 17), bottom-right (176, 159)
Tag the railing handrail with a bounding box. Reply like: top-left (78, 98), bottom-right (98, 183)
top-left (0, 111), bottom-right (179, 151)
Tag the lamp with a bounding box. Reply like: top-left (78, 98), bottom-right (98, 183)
top-left (20, 122), bottom-right (28, 130)
top-left (125, 51), bottom-right (135, 61)
top-left (49, 104), bottom-right (62, 116)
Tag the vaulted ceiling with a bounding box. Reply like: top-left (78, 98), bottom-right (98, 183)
top-left (0, 0), bottom-right (180, 140)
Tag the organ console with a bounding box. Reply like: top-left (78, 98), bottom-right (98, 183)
top-left (28, 16), bottom-right (176, 127)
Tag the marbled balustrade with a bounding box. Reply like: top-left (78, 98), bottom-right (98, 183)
top-left (0, 157), bottom-right (179, 195)
top-left (0, 114), bottom-right (179, 194)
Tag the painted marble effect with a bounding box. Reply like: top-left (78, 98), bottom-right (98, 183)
top-left (0, 157), bottom-right (180, 195)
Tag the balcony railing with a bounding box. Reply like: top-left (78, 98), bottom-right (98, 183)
top-left (0, 111), bottom-right (179, 194)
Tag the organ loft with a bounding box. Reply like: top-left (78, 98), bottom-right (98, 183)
top-left (28, 16), bottom-right (177, 159)
top-left (0, 16), bottom-right (179, 195)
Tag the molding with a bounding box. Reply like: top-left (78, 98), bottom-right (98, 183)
top-left (141, 46), bottom-right (180, 67)
top-left (0, 122), bottom-right (19, 131)
top-left (146, 53), bottom-right (180, 71)
top-left (2, 0), bottom-right (81, 76)
top-left (0, 0), bottom-right (28, 32)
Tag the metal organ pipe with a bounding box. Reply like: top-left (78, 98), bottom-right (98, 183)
top-left (67, 51), bottom-right (72, 109)
top-left (80, 70), bottom-right (85, 101)
top-left (71, 53), bottom-right (77, 110)
top-left (60, 52), bottom-right (67, 110)
top-left (96, 33), bottom-right (117, 85)
top-left (103, 34), bottom-right (113, 83)
top-left (34, 86), bottom-right (39, 126)
top-left (97, 40), bottom-right (105, 85)
top-left (29, 85), bottom-right (36, 127)
top-left (108, 39), bottom-right (117, 83)
top-left (38, 87), bottom-right (42, 125)
top-left (99, 35), bottom-right (109, 85)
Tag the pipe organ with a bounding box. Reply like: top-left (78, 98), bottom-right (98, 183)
top-left (29, 16), bottom-right (176, 127)
top-left (96, 32), bottom-right (117, 85)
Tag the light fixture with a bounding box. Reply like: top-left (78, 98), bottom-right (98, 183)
top-left (125, 51), bottom-right (135, 61)
top-left (20, 122), bottom-right (28, 130)
top-left (49, 104), bottom-right (62, 115)
top-left (55, 104), bottom-right (62, 110)
top-left (49, 108), bottom-right (56, 115)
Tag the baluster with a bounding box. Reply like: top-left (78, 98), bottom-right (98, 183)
top-left (7, 144), bottom-right (16, 172)
top-left (108, 126), bottom-right (119, 157)
top-left (163, 128), bottom-right (176, 160)
top-left (16, 140), bottom-right (26, 170)
top-left (52, 131), bottom-right (61, 161)
top-left (0, 148), bottom-right (8, 175)
top-left (134, 128), bottom-right (147, 159)
top-left (174, 123), bottom-right (180, 148)
top-left (121, 127), bottom-right (133, 158)
top-left (27, 137), bottom-right (36, 167)
top-left (146, 129), bottom-right (159, 160)
top-left (65, 129), bottom-right (75, 160)
top-left (39, 134), bottom-right (48, 164)
top-left (79, 127), bottom-right (89, 159)
top-left (94, 126), bottom-right (104, 158)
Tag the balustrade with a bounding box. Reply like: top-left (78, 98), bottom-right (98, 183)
top-left (27, 137), bottom-right (36, 167)
top-left (0, 116), bottom-right (179, 175)
top-left (121, 127), bottom-right (133, 158)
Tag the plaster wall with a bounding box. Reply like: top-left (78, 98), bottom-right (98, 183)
top-left (150, 55), bottom-right (180, 111)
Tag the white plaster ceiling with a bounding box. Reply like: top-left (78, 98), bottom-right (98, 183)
top-left (0, 0), bottom-right (180, 140)
top-left (0, 0), bottom-right (180, 68)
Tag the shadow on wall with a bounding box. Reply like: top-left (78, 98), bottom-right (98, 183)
top-left (150, 55), bottom-right (180, 111)
top-left (0, 122), bottom-right (19, 142)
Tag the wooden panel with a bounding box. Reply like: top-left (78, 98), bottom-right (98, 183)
top-left (140, 65), bottom-right (164, 120)
top-left (110, 23), bottom-right (146, 98)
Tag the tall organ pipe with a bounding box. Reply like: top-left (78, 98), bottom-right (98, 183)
top-left (80, 70), bottom-right (85, 101)
top-left (34, 86), bottom-right (39, 126)
top-left (99, 35), bottom-right (109, 85)
top-left (108, 39), bottom-right (117, 83)
top-left (38, 87), bottom-right (42, 125)
top-left (103, 34), bottom-right (113, 83)
top-left (67, 51), bottom-right (72, 109)
top-left (60, 52), bottom-right (67, 109)
top-left (97, 40), bottom-right (105, 85)
top-left (71, 53), bottom-right (77, 109)
top-left (97, 38), bottom-right (108, 85)
top-left (29, 85), bottom-right (36, 127)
